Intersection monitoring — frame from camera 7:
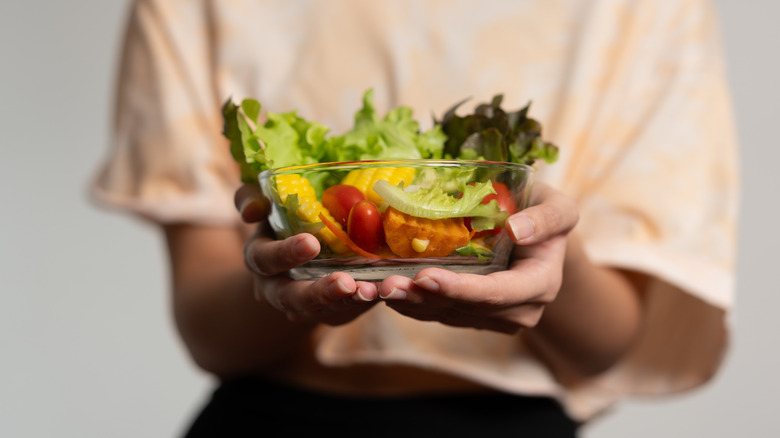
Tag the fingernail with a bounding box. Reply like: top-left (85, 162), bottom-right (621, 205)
top-left (380, 288), bottom-right (407, 300)
top-left (335, 279), bottom-right (354, 295)
top-left (294, 236), bottom-right (319, 257)
top-left (239, 199), bottom-right (264, 222)
top-left (413, 276), bottom-right (439, 291)
top-left (238, 196), bottom-right (253, 214)
top-left (507, 215), bottom-right (534, 242)
top-left (354, 286), bottom-right (374, 302)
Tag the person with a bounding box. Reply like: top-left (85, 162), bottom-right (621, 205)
top-left (91, 0), bottom-right (739, 436)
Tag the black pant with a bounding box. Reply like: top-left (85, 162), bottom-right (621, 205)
top-left (184, 377), bottom-right (579, 437)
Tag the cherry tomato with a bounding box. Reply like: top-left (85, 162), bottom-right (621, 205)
top-left (348, 201), bottom-right (384, 253)
top-left (466, 182), bottom-right (517, 237)
top-left (484, 182), bottom-right (517, 215)
top-left (322, 184), bottom-right (365, 227)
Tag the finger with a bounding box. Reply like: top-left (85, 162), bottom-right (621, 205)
top-left (409, 268), bottom-right (553, 329)
top-left (378, 275), bottom-right (444, 304)
top-left (411, 268), bottom-right (517, 307)
top-left (353, 281), bottom-right (380, 303)
top-left (275, 272), bottom-right (357, 311)
top-left (385, 301), bottom-right (520, 332)
top-left (260, 272), bottom-right (374, 325)
top-left (245, 232), bottom-right (320, 276)
top-left (505, 183), bottom-right (578, 245)
top-left (235, 183), bottom-right (270, 223)
top-left (377, 275), bottom-right (415, 301)
top-left (411, 266), bottom-right (558, 309)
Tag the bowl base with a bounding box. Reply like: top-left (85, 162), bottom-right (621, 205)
top-left (289, 262), bottom-right (508, 282)
top-left (288, 237), bottom-right (513, 281)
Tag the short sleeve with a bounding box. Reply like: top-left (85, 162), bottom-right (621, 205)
top-left (91, 0), bottom-right (240, 225)
top-left (542, 0), bottom-right (738, 415)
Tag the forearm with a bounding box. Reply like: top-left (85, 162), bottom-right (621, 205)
top-left (164, 224), bottom-right (316, 378)
top-left (523, 234), bottom-right (646, 380)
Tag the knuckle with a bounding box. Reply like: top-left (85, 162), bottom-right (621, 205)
top-left (276, 289), bottom-right (296, 313)
top-left (479, 292), bottom-right (508, 308)
top-left (539, 204), bottom-right (563, 238)
top-left (243, 239), bottom-right (264, 274)
top-left (530, 191), bottom-right (580, 238)
top-left (472, 277), bottom-right (508, 307)
top-left (279, 239), bottom-right (300, 266)
top-left (543, 272), bottom-right (563, 303)
top-left (246, 238), bottom-right (298, 277)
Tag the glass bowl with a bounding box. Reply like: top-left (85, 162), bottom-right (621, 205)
top-left (259, 160), bottom-right (533, 281)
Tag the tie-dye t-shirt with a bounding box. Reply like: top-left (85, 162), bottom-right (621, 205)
top-left (92, 0), bottom-right (738, 420)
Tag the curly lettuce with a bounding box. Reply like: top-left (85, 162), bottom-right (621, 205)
top-left (222, 89), bottom-right (446, 184)
top-left (437, 94), bottom-right (559, 165)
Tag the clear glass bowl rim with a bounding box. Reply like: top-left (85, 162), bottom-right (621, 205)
top-left (258, 159), bottom-right (535, 179)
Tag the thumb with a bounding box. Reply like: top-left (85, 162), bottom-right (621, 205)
top-left (234, 183), bottom-right (270, 223)
top-left (505, 183), bottom-right (578, 245)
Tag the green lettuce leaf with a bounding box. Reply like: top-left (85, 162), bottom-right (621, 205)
top-left (372, 179), bottom-right (509, 231)
top-left (340, 89), bottom-right (434, 161)
top-left (222, 98), bottom-right (265, 183)
top-left (455, 240), bottom-right (493, 261)
top-left (222, 89), bottom-right (447, 183)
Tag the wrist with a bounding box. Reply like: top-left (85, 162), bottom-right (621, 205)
top-left (523, 233), bottom-right (645, 378)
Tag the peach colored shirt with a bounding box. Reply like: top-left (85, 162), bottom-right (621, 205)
top-left (92, 0), bottom-right (739, 421)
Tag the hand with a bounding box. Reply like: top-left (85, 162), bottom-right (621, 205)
top-left (377, 183), bottom-right (579, 334)
top-left (235, 183), bottom-right (379, 326)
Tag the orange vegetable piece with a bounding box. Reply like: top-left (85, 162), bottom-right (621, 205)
top-left (382, 207), bottom-right (470, 258)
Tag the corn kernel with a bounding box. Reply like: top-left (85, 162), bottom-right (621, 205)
top-left (411, 238), bottom-right (430, 253)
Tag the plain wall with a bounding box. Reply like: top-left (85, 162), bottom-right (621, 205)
top-left (1, 1), bottom-right (777, 437)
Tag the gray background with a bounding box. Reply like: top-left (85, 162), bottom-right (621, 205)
top-left (1, 1), bottom-right (777, 437)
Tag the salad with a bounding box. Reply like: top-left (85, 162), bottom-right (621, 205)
top-left (222, 89), bottom-right (557, 264)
